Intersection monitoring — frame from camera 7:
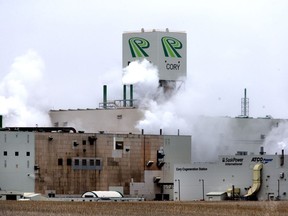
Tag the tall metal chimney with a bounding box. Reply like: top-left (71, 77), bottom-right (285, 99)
top-left (123, 85), bottom-right (127, 107)
top-left (280, 149), bottom-right (284, 166)
top-left (130, 84), bottom-right (133, 107)
top-left (103, 85), bottom-right (107, 109)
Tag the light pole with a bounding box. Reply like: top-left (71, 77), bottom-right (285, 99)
top-left (199, 179), bottom-right (204, 201)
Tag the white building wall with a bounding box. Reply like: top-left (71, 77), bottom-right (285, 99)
top-left (174, 154), bottom-right (288, 201)
top-left (0, 132), bottom-right (35, 192)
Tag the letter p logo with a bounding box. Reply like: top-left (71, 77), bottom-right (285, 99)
top-left (128, 37), bottom-right (150, 58)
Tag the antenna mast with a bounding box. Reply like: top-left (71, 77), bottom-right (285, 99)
top-left (241, 88), bottom-right (249, 117)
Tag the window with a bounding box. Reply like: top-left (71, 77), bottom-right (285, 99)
top-left (96, 159), bottom-right (101, 166)
top-left (82, 159), bottom-right (87, 166)
top-left (4, 160), bottom-right (7, 168)
top-left (27, 160), bottom-right (30, 168)
top-left (74, 159), bottom-right (79, 166)
top-left (115, 141), bottom-right (124, 150)
top-left (67, 158), bottom-right (72, 166)
top-left (72, 158), bottom-right (102, 170)
top-left (4, 151), bottom-right (7, 156)
top-left (26, 152), bottom-right (30, 156)
top-left (82, 140), bottom-right (86, 145)
top-left (89, 159), bottom-right (95, 166)
top-left (15, 151), bottom-right (19, 156)
top-left (58, 158), bottom-right (63, 166)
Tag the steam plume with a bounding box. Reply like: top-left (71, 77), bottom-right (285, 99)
top-left (263, 121), bottom-right (288, 154)
top-left (0, 50), bottom-right (51, 126)
top-left (122, 60), bottom-right (228, 161)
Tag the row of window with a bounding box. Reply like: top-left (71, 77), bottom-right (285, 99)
top-left (57, 158), bottom-right (101, 167)
top-left (3, 151), bottom-right (30, 156)
top-left (74, 158), bottom-right (101, 166)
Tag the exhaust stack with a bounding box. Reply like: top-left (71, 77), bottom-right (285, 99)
top-left (130, 84), bottom-right (133, 107)
top-left (103, 85), bottom-right (107, 109)
top-left (123, 85), bottom-right (127, 107)
top-left (280, 149), bottom-right (284, 166)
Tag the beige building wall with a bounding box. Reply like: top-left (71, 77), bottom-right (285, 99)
top-left (34, 132), bottom-right (166, 196)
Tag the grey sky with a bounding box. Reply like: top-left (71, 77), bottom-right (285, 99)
top-left (0, 0), bottom-right (288, 118)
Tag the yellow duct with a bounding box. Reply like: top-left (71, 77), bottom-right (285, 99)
top-left (245, 163), bottom-right (263, 197)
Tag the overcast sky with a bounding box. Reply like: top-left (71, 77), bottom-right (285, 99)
top-left (1, 0), bottom-right (288, 119)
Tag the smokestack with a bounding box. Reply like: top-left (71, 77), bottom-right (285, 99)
top-left (123, 85), bottom-right (127, 107)
top-left (103, 85), bottom-right (107, 109)
top-left (160, 129), bottom-right (162, 135)
top-left (280, 149), bottom-right (284, 166)
top-left (0, 115), bottom-right (2, 128)
top-left (130, 84), bottom-right (133, 107)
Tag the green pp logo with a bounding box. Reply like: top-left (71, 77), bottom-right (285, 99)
top-left (161, 37), bottom-right (182, 58)
top-left (128, 37), bottom-right (150, 58)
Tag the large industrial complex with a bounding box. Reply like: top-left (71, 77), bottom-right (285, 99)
top-left (0, 29), bottom-right (287, 201)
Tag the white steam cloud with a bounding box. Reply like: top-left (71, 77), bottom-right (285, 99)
top-left (122, 60), bottom-right (229, 161)
top-left (0, 50), bottom-right (51, 127)
top-left (122, 59), bottom-right (159, 104)
top-left (263, 121), bottom-right (288, 154)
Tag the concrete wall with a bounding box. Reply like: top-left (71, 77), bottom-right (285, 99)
top-left (0, 132), bottom-right (35, 192)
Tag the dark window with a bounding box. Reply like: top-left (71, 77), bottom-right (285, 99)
top-left (82, 140), bottom-right (86, 145)
top-left (89, 159), bottom-right (95, 166)
top-left (82, 159), bottom-right (87, 166)
top-left (26, 152), bottom-right (30, 156)
top-left (115, 141), bottom-right (124, 150)
top-left (4, 151), bottom-right (7, 156)
top-left (67, 158), bottom-right (72, 166)
top-left (96, 159), bottom-right (101, 166)
top-left (74, 159), bottom-right (79, 166)
top-left (58, 158), bottom-right (63, 166)
top-left (15, 152), bottom-right (19, 156)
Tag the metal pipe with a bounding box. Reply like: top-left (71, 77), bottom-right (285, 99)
top-left (244, 88), bottom-right (247, 116)
top-left (178, 179), bottom-right (181, 201)
top-left (278, 179), bottom-right (280, 198)
top-left (103, 85), bottom-right (107, 109)
top-left (202, 179), bottom-right (205, 200)
top-left (281, 149), bottom-right (284, 166)
top-left (123, 85), bottom-right (127, 107)
top-left (199, 179), bottom-right (205, 200)
top-left (130, 84), bottom-right (133, 107)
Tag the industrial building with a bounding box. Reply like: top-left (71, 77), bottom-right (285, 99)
top-left (0, 127), bottom-right (191, 200)
top-left (1, 29), bottom-right (288, 202)
top-left (174, 149), bottom-right (288, 201)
